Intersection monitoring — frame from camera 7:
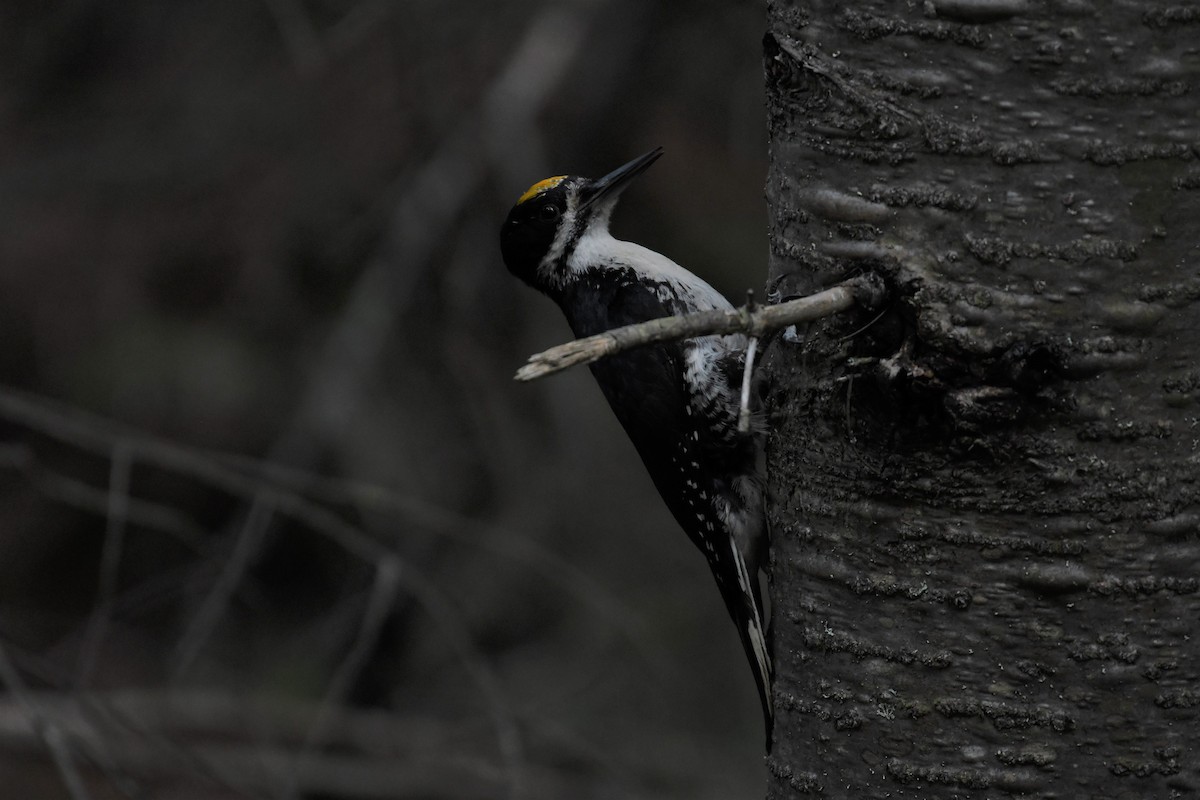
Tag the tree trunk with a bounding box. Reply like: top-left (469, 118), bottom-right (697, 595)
top-left (762, 2), bottom-right (1200, 797)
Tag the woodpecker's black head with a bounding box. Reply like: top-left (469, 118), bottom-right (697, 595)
top-left (500, 147), bottom-right (663, 292)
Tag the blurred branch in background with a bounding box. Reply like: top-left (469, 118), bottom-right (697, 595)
top-left (0, 385), bottom-right (525, 793)
top-left (275, 3), bottom-right (594, 466)
top-left (0, 641), bottom-right (91, 800)
top-left (76, 442), bottom-right (132, 690)
top-left (0, 381), bottom-right (676, 797)
top-left (0, 688), bottom-right (506, 798)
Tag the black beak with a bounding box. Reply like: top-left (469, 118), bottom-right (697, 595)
top-left (579, 147), bottom-right (663, 211)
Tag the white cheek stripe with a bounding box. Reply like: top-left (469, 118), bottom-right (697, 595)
top-left (537, 193), bottom-right (581, 280)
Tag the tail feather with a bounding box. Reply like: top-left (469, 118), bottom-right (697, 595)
top-left (727, 539), bottom-right (774, 751)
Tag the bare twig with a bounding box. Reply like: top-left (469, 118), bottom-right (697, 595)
top-left (76, 443), bottom-right (132, 688)
top-left (284, 557), bottom-right (403, 797)
top-left (737, 289), bottom-right (760, 434)
top-left (738, 336), bottom-right (759, 434)
top-left (172, 496), bottom-right (277, 679)
top-left (516, 277), bottom-right (874, 382)
top-left (14, 451), bottom-right (208, 550)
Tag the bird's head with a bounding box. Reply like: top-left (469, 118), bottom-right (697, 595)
top-left (500, 147), bottom-right (663, 293)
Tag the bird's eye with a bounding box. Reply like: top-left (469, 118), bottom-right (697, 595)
top-left (539, 204), bottom-right (560, 221)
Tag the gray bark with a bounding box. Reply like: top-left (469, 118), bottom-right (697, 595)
top-left (763, 2), bottom-right (1200, 797)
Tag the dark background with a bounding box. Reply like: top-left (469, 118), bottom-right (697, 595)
top-left (0, 1), bottom-right (772, 797)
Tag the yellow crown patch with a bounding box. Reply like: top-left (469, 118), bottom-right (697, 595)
top-left (517, 175), bottom-right (567, 206)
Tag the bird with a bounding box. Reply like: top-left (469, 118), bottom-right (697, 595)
top-left (499, 147), bottom-right (773, 746)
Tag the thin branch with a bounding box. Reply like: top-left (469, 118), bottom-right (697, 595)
top-left (391, 567), bottom-right (526, 798)
top-left (515, 277), bottom-right (879, 382)
top-left (738, 336), bottom-right (759, 434)
top-left (76, 442), bottom-right (132, 688)
top-left (171, 496), bottom-right (277, 679)
top-left (308, 561), bottom-right (403, 740)
top-left (24, 456), bottom-right (208, 550)
top-left (283, 557), bottom-right (403, 798)
top-left (736, 289), bottom-right (760, 434)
